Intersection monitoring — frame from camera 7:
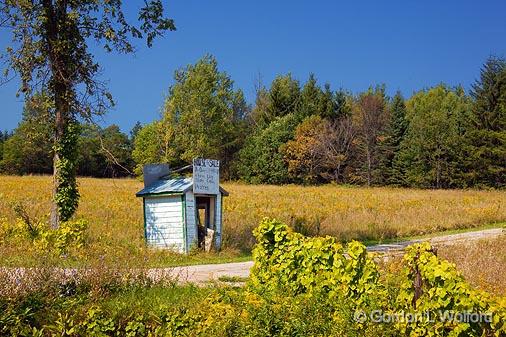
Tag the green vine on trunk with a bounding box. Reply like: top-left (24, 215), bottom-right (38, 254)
top-left (54, 122), bottom-right (80, 222)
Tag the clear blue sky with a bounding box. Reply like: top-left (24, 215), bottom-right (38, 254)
top-left (1, 0), bottom-right (505, 133)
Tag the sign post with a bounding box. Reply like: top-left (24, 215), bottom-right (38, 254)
top-left (192, 158), bottom-right (220, 195)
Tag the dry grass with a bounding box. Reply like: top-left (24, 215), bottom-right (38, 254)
top-left (0, 175), bottom-right (505, 266)
top-left (438, 236), bottom-right (506, 296)
top-left (224, 183), bottom-right (506, 249)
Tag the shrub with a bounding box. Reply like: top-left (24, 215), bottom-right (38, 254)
top-left (250, 218), bottom-right (380, 301)
top-left (396, 242), bottom-right (506, 336)
top-left (35, 219), bottom-right (88, 256)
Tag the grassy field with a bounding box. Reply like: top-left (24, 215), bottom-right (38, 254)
top-left (0, 175), bottom-right (505, 266)
top-left (439, 235), bottom-right (506, 296)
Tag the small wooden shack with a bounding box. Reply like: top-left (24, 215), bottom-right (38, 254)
top-left (136, 162), bottom-right (228, 254)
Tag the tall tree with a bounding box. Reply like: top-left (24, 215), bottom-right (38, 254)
top-left (317, 115), bottom-right (356, 183)
top-left (132, 55), bottom-right (249, 178)
top-left (129, 121), bottom-right (143, 143)
top-left (298, 74), bottom-right (322, 119)
top-left (379, 91), bottom-right (408, 185)
top-left (268, 74), bottom-right (301, 120)
top-left (131, 121), bottom-right (174, 176)
top-left (319, 85), bottom-right (350, 121)
top-left (148, 55), bottom-right (247, 177)
top-left (400, 85), bottom-right (470, 188)
top-left (282, 115), bottom-right (326, 184)
top-left (249, 74), bottom-right (301, 128)
top-left (1, 1), bottom-right (175, 227)
top-left (297, 74), bottom-right (349, 121)
top-left (282, 114), bottom-right (356, 184)
top-left (352, 86), bottom-right (389, 186)
top-left (466, 57), bottom-right (506, 187)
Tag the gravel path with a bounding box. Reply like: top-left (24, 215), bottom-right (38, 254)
top-left (2, 228), bottom-right (503, 286)
top-left (161, 227), bottom-right (505, 284)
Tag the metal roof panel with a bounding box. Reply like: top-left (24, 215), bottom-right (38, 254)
top-left (136, 177), bottom-right (229, 197)
top-left (136, 177), bottom-right (193, 197)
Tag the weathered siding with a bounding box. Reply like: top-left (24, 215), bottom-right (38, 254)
top-left (215, 193), bottom-right (222, 250)
top-left (144, 196), bottom-right (185, 253)
top-left (184, 191), bottom-right (197, 251)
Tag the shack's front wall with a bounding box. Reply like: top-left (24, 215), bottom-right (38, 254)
top-left (184, 191), bottom-right (197, 251)
top-left (144, 195), bottom-right (185, 253)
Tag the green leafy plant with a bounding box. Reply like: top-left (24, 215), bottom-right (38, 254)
top-left (250, 218), bottom-right (380, 303)
top-left (396, 242), bottom-right (506, 336)
top-left (35, 219), bottom-right (88, 256)
top-left (81, 306), bottom-right (116, 336)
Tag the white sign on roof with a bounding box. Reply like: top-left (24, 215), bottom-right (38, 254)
top-left (193, 158), bottom-right (220, 195)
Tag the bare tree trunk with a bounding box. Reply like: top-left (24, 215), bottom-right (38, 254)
top-left (45, 0), bottom-right (69, 229)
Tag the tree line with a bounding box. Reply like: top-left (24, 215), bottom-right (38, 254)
top-left (2, 55), bottom-right (505, 188)
top-left (0, 95), bottom-right (140, 178)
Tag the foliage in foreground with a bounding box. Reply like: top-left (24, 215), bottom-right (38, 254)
top-left (1, 218), bottom-right (506, 336)
top-left (250, 218), bottom-right (506, 336)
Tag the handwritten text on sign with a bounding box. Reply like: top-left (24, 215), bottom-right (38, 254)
top-left (193, 158), bottom-right (220, 195)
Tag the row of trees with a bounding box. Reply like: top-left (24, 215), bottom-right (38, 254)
top-left (2, 55), bottom-right (505, 189)
top-left (132, 55), bottom-right (505, 188)
top-left (0, 97), bottom-right (139, 178)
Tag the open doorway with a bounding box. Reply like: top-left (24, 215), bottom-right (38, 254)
top-left (196, 196), bottom-right (215, 250)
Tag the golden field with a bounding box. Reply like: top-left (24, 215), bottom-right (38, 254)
top-left (0, 175), bottom-right (505, 266)
top-left (439, 236), bottom-right (506, 296)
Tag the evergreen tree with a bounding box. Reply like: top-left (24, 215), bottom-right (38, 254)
top-left (130, 121), bottom-right (143, 143)
top-left (298, 74), bottom-right (321, 119)
top-left (268, 74), bottom-right (301, 120)
top-left (297, 75), bottom-right (349, 121)
top-left (320, 86), bottom-right (350, 120)
top-left (380, 91), bottom-right (408, 185)
top-left (465, 57), bottom-right (506, 187)
top-left (249, 74), bottom-right (301, 128)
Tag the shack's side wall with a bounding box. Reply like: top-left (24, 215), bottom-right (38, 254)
top-left (215, 193), bottom-right (222, 250)
top-left (184, 191), bottom-right (197, 251)
top-left (144, 195), bottom-right (185, 253)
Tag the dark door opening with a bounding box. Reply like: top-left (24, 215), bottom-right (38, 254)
top-left (196, 196), bottom-right (215, 249)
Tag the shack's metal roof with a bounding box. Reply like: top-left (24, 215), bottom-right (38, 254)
top-left (136, 177), bottom-right (229, 197)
